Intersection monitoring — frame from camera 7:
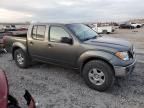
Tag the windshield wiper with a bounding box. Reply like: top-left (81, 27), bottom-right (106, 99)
top-left (83, 36), bottom-right (97, 41)
top-left (91, 36), bottom-right (97, 39)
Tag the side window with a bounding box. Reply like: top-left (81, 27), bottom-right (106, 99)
top-left (37, 26), bottom-right (46, 40)
top-left (50, 26), bottom-right (70, 42)
top-left (32, 25), bottom-right (46, 40)
top-left (32, 26), bottom-right (37, 39)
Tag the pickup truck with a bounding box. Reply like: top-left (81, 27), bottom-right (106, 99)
top-left (5, 23), bottom-right (136, 91)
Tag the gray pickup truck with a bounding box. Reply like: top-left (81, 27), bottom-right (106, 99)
top-left (5, 23), bottom-right (136, 91)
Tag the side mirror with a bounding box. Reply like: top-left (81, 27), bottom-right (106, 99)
top-left (61, 37), bottom-right (73, 44)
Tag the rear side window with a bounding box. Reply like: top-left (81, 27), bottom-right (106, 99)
top-left (32, 25), bottom-right (46, 40)
top-left (37, 26), bottom-right (46, 40)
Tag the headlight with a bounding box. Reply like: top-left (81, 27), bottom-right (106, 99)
top-left (115, 51), bottom-right (129, 61)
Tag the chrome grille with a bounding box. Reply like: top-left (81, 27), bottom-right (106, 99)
top-left (128, 46), bottom-right (134, 59)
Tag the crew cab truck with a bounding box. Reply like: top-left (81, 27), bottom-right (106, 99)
top-left (5, 23), bottom-right (136, 91)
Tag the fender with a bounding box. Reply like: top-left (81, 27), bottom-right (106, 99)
top-left (77, 50), bottom-right (114, 71)
top-left (12, 42), bottom-right (27, 59)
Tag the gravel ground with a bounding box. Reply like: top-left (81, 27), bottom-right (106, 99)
top-left (0, 28), bottom-right (144, 108)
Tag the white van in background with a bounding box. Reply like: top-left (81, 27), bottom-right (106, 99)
top-left (86, 23), bottom-right (115, 34)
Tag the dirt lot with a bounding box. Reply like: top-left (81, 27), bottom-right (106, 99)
top-left (0, 28), bottom-right (144, 108)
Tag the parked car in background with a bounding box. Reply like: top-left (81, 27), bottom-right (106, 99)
top-left (130, 22), bottom-right (142, 28)
top-left (0, 69), bottom-right (36, 108)
top-left (5, 23), bottom-right (136, 91)
top-left (120, 22), bottom-right (143, 29)
top-left (2, 25), bottom-right (16, 32)
top-left (119, 23), bottom-right (134, 29)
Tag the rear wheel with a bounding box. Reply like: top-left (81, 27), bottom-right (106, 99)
top-left (102, 30), bottom-right (108, 34)
top-left (137, 25), bottom-right (141, 28)
top-left (130, 26), bottom-right (134, 29)
top-left (82, 60), bottom-right (115, 91)
top-left (14, 49), bottom-right (31, 68)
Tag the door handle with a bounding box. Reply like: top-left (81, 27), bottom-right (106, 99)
top-left (48, 43), bottom-right (53, 48)
top-left (30, 41), bottom-right (34, 45)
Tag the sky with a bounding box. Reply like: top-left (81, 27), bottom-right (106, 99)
top-left (0, 0), bottom-right (144, 23)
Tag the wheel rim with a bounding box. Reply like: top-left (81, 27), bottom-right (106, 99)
top-left (88, 68), bottom-right (105, 86)
top-left (16, 53), bottom-right (24, 65)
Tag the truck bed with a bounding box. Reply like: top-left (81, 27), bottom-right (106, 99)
top-left (5, 31), bottom-right (27, 52)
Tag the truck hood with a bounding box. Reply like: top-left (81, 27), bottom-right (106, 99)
top-left (84, 36), bottom-right (132, 52)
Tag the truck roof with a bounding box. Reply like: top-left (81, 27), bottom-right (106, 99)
top-left (30, 22), bottom-right (82, 26)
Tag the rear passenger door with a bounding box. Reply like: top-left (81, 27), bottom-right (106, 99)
top-left (28, 25), bottom-right (47, 60)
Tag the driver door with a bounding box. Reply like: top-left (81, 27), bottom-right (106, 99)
top-left (45, 25), bottom-right (78, 67)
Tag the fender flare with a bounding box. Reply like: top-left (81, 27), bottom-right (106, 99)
top-left (12, 42), bottom-right (27, 59)
top-left (77, 50), bottom-right (114, 73)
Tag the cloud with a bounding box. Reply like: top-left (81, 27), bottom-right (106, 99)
top-left (0, 0), bottom-right (144, 22)
top-left (0, 8), bottom-right (32, 22)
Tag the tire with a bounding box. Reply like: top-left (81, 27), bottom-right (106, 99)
top-left (129, 26), bottom-right (133, 29)
top-left (82, 60), bottom-right (115, 91)
top-left (137, 25), bottom-right (141, 28)
top-left (14, 49), bottom-right (31, 68)
top-left (102, 30), bottom-right (107, 34)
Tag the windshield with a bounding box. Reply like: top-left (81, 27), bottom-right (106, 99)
top-left (66, 24), bottom-right (99, 41)
top-left (11, 25), bottom-right (16, 27)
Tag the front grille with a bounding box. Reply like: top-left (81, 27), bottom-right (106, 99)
top-left (128, 47), bottom-right (134, 59)
top-left (128, 51), bottom-right (133, 58)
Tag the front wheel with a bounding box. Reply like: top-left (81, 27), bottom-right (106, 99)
top-left (14, 49), bottom-right (31, 68)
top-left (82, 60), bottom-right (115, 91)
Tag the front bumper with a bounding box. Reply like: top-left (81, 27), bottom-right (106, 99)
top-left (114, 60), bottom-right (136, 77)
